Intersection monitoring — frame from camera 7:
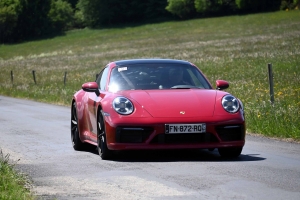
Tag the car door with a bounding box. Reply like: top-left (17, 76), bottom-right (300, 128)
top-left (87, 66), bottom-right (109, 141)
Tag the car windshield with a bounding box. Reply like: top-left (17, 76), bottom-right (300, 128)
top-left (108, 63), bottom-right (211, 92)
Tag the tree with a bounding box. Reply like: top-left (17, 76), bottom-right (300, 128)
top-left (66, 0), bottom-right (78, 8)
top-left (0, 0), bottom-right (22, 43)
top-left (14, 0), bottom-right (52, 40)
top-left (48, 0), bottom-right (74, 31)
top-left (165, 0), bottom-right (196, 19)
top-left (195, 0), bottom-right (236, 15)
top-left (235, 0), bottom-right (281, 12)
top-left (280, 0), bottom-right (300, 10)
top-left (144, 0), bottom-right (170, 22)
top-left (77, 0), bottom-right (111, 27)
top-left (77, 0), bottom-right (171, 27)
top-left (194, 0), bottom-right (209, 14)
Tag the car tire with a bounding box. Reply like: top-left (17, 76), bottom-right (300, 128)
top-left (71, 102), bottom-right (85, 151)
top-left (97, 111), bottom-right (112, 160)
top-left (218, 147), bottom-right (243, 158)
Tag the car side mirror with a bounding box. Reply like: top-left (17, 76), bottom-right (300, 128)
top-left (82, 82), bottom-right (100, 96)
top-left (216, 80), bottom-right (229, 90)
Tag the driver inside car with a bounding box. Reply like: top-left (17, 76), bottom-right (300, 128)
top-left (165, 68), bottom-right (190, 88)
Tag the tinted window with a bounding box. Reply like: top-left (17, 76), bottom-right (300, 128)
top-left (108, 63), bottom-right (211, 92)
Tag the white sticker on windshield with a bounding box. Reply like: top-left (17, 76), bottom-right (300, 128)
top-left (118, 67), bottom-right (127, 72)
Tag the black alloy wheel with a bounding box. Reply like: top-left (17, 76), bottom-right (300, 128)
top-left (97, 111), bottom-right (112, 160)
top-left (71, 102), bottom-right (85, 150)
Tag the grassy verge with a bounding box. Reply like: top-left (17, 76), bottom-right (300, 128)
top-left (0, 150), bottom-right (34, 200)
top-left (0, 11), bottom-right (299, 140)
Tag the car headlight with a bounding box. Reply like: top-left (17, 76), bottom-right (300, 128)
top-left (222, 95), bottom-right (240, 113)
top-left (113, 97), bottom-right (134, 115)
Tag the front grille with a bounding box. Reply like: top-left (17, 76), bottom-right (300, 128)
top-left (116, 127), bottom-right (153, 143)
top-left (150, 132), bottom-right (218, 144)
top-left (216, 125), bottom-right (245, 141)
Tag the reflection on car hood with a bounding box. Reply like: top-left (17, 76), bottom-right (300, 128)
top-left (120, 89), bottom-right (218, 118)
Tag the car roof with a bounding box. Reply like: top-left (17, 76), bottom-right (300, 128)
top-left (113, 59), bottom-right (192, 66)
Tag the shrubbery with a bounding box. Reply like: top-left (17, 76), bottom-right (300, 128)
top-left (194, 0), bottom-right (235, 15)
top-left (235, 0), bottom-right (281, 12)
top-left (77, 0), bottom-right (170, 27)
top-left (48, 0), bottom-right (74, 31)
top-left (167, 0), bottom-right (291, 17)
top-left (280, 0), bottom-right (299, 10)
top-left (0, 0), bottom-right (299, 43)
top-left (166, 0), bottom-right (196, 19)
top-left (1, 0), bottom-right (74, 43)
top-left (0, 0), bottom-right (22, 42)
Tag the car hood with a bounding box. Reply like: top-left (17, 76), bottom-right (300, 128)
top-left (119, 89), bottom-right (219, 118)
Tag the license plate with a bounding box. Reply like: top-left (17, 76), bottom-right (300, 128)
top-left (165, 124), bottom-right (206, 134)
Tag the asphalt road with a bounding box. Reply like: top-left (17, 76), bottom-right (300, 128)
top-left (0, 95), bottom-right (299, 200)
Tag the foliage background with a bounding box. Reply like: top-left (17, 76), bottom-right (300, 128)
top-left (0, 0), bottom-right (299, 43)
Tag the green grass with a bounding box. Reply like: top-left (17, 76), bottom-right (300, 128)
top-left (0, 150), bottom-right (34, 200)
top-left (0, 10), bottom-right (299, 140)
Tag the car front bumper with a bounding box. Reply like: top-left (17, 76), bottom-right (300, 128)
top-left (104, 115), bottom-right (246, 151)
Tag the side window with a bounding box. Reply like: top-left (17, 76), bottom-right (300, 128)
top-left (96, 66), bottom-right (109, 91)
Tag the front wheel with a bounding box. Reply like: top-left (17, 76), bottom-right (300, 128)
top-left (218, 147), bottom-right (243, 158)
top-left (97, 111), bottom-right (113, 160)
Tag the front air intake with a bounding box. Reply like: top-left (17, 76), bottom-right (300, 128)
top-left (116, 127), bottom-right (153, 143)
top-left (216, 125), bottom-right (245, 141)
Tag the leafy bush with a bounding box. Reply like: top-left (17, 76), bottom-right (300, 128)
top-left (235, 0), bottom-right (281, 12)
top-left (77, 0), bottom-right (171, 27)
top-left (73, 9), bottom-right (86, 28)
top-left (280, 0), bottom-right (299, 10)
top-left (144, 0), bottom-right (170, 22)
top-left (166, 0), bottom-right (196, 19)
top-left (48, 0), bottom-right (74, 31)
top-left (1, 0), bottom-right (75, 42)
top-left (194, 0), bottom-right (236, 15)
top-left (15, 0), bottom-right (52, 40)
top-left (66, 0), bottom-right (78, 8)
top-left (194, 0), bottom-right (211, 14)
top-left (76, 0), bottom-right (108, 27)
top-left (0, 0), bottom-right (22, 43)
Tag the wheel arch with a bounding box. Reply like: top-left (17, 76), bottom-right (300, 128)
top-left (96, 104), bottom-right (103, 127)
top-left (72, 98), bottom-right (85, 142)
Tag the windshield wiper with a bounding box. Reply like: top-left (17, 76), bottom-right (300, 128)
top-left (170, 85), bottom-right (198, 89)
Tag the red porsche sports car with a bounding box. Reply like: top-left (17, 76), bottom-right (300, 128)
top-left (71, 59), bottom-right (245, 159)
